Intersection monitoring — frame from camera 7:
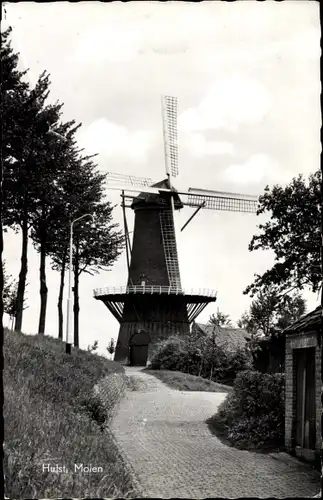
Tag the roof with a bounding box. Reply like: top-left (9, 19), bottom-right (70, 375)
top-left (131, 178), bottom-right (183, 210)
top-left (194, 322), bottom-right (251, 351)
top-left (283, 306), bottom-right (322, 334)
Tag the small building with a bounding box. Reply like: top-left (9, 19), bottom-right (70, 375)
top-left (284, 306), bottom-right (321, 464)
top-left (192, 322), bottom-right (251, 352)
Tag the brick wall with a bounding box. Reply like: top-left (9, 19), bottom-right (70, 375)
top-left (314, 344), bottom-right (321, 452)
top-left (285, 331), bottom-right (321, 456)
top-left (285, 342), bottom-right (295, 451)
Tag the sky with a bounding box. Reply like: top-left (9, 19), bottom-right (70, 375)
top-left (3, 1), bottom-right (321, 356)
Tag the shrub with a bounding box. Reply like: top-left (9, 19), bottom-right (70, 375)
top-left (77, 394), bottom-right (108, 431)
top-left (208, 370), bottom-right (285, 450)
top-left (149, 334), bottom-right (253, 385)
top-left (149, 335), bottom-right (186, 371)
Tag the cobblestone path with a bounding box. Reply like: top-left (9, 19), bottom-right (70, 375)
top-left (111, 368), bottom-right (320, 498)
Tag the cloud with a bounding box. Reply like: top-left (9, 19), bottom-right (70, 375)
top-left (179, 74), bottom-right (270, 132)
top-left (185, 133), bottom-right (234, 157)
top-left (222, 154), bottom-right (294, 186)
top-left (77, 118), bottom-right (153, 163)
top-left (223, 154), bottom-right (269, 185)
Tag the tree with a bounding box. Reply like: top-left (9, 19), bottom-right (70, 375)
top-left (87, 340), bottom-right (98, 352)
top-left (1, 27), bottom-right (31, 332)
top-left (2, 260), bottom-right (29, 330)
top-left (208, 308), bottom-right (233, 327)
top-left (72, 201), bottom-right (124, 347)
top-left (3, 260), bottom-right (17, 325)
top-left (238, 286), bottom-right (306, 339)
top-left (106, 338), bottom-right (116, 359)
top-left (244, 171), bottom-right (321, 298)
top-left (2, 29), bottom-right (72, 333)
top-left (2, 29), bottom-right (83, 335)
top-left (46, 152), bottom-right (111, 340)
top-left (28, 99), bottom-right (81, 335)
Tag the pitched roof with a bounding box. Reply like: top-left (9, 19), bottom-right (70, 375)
top-left (194, 322), bottom-right (251, 351)
top-left (283, 306), bottom-right (322, 334)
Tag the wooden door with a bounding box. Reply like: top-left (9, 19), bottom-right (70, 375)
top-left (295, 347), bottom-right (316, 449)
top-left (129, 345), bottom-right (149, 366)
top-left (129, 331), bottom-right (150, 366)
top-left (304, 348), bottom-right (316, 449)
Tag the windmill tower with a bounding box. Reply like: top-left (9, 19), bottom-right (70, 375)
top-left (94, 96), bottom-right (258, 366)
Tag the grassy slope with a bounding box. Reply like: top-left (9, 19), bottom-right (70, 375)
top-left (4, 329), bottom-right (135, 499)
top-left (145, 369), bottom-right (232, 392)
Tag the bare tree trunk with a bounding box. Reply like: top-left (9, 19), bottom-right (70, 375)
top-left (0, 167), bottom-right (3, 349)
top-left (73, 241), bottom-right (80, 347)
top-left (15, 216), bottom-right (28, 332)
top-left (57, 249), bottom-right (67, 340)
top-left (38, 236), bottom-right (48, 335)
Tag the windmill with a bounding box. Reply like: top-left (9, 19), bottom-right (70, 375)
top-left (93, 95), bottom-right (258, 366)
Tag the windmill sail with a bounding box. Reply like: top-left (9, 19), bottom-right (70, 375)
top-left (186, 188), bottom-right (258, 213)
top-left (162, 95), bottom-right (179, 178)
top-left (106, 172), bottom-right (154, 188)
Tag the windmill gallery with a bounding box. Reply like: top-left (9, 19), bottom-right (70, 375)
top-left (94, 96), bottom-right (258, 366)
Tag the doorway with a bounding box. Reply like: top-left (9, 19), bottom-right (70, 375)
top-left (129, 330), bottom-right (150, 366)
top-left (294, 347), bottom-right (316, 450)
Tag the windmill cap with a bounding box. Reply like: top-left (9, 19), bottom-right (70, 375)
top-left (131, 178), bottom-right (183, 210)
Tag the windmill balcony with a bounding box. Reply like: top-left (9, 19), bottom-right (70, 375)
top-left (93, 285), bottom-right (217, 298)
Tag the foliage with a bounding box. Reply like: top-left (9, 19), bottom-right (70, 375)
top-left (3, 260), bottom-right (17, 317)
top-left (107, 338), bottom-right (116, 357)
top-left (2, 27), bottom-right (77, 332)
top-left (72, 201), bottom-right (124, 346)
top-left (1, 27), bottom-right (123, 339)
top-left (207, 370), bottom-right (285, 450)
top-left (73, 201), bottom-right (124, 278)
top-left (87, 340), bottom-right (98, 352)
top-left (245, 171), bottom-right (321, 297)
top-left (149, 332), bottom-right (252, 386)
top-left (208, 308), bottom-right (233, 327)
top-left (3, 328), bottom-right (136, 498)
top-left (77, 393), bottom-right (107, 431)
top-left (238, 286), bottom-right (306, 338)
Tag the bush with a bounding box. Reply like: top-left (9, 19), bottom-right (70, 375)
top-left (208, 370), bottom-right (285, 450)
top-left (149, 333), bottom-right (253, 385)
top-left (77, 394), bottom-right (108, 431)
top-left (149, 335), bottom-right (187, 371)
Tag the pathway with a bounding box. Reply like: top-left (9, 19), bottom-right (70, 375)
top-left (111, 367), bottom-right (320, 498)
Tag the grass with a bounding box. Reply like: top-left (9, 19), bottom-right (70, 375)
top-left (4, 328), bottom-right (138, 499)
top-left (145, 369), bottom-right (232, 392)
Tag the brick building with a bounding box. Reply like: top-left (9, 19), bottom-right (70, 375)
top-left (284, 306), bottom-right (321, 464)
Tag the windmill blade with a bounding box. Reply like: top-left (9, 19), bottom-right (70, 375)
top-left (106, 185), bottom-right (172, 195)
top-left (162, 95), bottom-right (179, 178)
top-left (106, 171), bottom-right (154, 188)
top-left (185, 187), bottom-right (258, 213)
